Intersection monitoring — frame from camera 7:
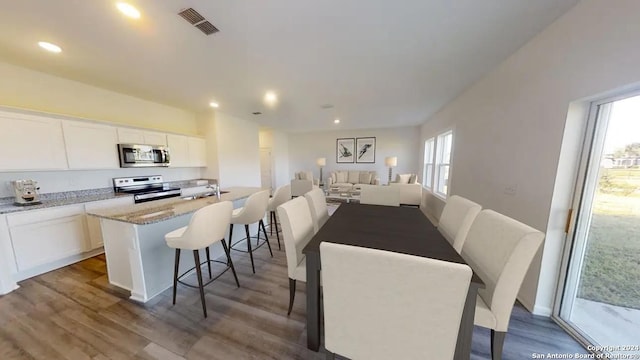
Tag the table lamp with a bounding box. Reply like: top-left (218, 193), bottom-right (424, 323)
top-left (316, 157), bottom-right (326, 184)
top-left (385, 156), bottom-right (397, 184)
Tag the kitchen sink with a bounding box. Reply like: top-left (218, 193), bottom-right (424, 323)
top-left (181, 191), bottom-right (229, 200)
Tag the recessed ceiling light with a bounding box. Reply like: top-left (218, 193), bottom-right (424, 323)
top-left (38, 41), bottom-right (62, 53)
top-left (209, 102), bottom-right (219, 108)
top-left (116, 2), bottom-right (141, 19)
top-left (334, 119), bottom-right (340, 124)
top-left (264, 91), bottom-right (277, 103)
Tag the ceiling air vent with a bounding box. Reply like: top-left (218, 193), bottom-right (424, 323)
top-left (178, 8), bottom-right (219, 36)
top-left (196, 21), bottom-right (219, 35)
top-left (252, 112), bottom-right (262, 115)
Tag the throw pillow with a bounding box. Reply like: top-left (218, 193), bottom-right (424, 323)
top-left (409, 174), bottom-right (417, 184)
top-left (398, 174), bottom-right (411, 184)
top-left (348, 171), bottom-right (360, 184)
top-left (369, 171), bottom-right (377, 184)
top-left (303, 171), bottom-right (313, 181)
top-left (359, 172), bottom-right (372, 184)
top-left (296, 172), bottom-right (303, 180)
top-left (336, 171), bottom-right (348, 183)
top-left (331, 173), bottom-right (337, 184)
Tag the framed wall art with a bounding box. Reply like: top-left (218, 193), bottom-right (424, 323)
top-left (356, 137), bottom-right (376, 163)
top-left (336, 138), bottom-right (355, 163)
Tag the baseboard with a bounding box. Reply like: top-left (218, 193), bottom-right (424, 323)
top-left (0, 283), bottom-right (19, 296)
top-left (14, 248), bottom-right (105, 282)
top-left (533, 304), bottom-right (553, 317)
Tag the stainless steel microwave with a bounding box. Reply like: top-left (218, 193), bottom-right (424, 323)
top-left (118, 144), bottom-right (170, 168)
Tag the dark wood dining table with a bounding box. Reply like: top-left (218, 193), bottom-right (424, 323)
top-left (302, 203), bottom-right (485, 360)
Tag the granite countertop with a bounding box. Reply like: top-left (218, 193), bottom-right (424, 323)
top-left (0, 179), bottom-right (215, 215)
top-left (86, 187), bottom-right (264, 225)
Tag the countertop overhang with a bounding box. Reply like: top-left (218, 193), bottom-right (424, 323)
top-left (86, 187), bottom-right (264, 225)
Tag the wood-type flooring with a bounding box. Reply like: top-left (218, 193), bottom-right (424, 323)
top-left (0, 230), bottom-right (589, 359)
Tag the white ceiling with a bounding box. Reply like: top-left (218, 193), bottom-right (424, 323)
top-left (0, 0), bottom-right (578, 132)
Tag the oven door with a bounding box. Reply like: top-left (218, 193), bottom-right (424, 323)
top-left (118, 144), bottom-right (170, 167)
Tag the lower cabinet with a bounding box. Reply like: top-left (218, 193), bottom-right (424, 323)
top-left (7, 204), bottom-right (88, 272)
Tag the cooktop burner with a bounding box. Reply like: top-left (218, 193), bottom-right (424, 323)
top-left (113, 175), bottom-right (182, 203)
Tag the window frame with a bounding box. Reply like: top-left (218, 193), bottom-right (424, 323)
top-left (423, 137), bottom-right (435, 189)
top-left (433, 130), bottom-right (453, 199)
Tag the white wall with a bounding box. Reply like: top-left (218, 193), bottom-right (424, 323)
top-left (0, 61), bottom-right (200, 135)
top-left (419, 0), bottom-right (640, 313)
top-left (213, 112), bottom-right (261, 187)
top-left (289, 126), bottom-right (420, 184)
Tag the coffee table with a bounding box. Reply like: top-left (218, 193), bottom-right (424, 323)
top-left (325, 187), bottom-right (360, 203)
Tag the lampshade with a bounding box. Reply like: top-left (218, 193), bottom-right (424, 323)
top-left (316, 157), bottom-right (326, 167)
top-left (385, 156), bottom-right (397, 167)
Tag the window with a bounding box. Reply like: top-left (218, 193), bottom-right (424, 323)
top-left (423, 138), bottom-right (435, 189)
top-left (435, 130), bottom-right (453, 196)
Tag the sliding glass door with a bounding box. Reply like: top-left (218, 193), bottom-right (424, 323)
top-left (557, 94), bottom-right (640, 356)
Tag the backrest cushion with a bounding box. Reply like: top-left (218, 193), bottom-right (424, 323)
top-left (348, 171), bottom-right (360, 184)
top-left (277, 197), bottom-right (315, 278)
top-left (461, 210), bottom-right (544, 331)
top-left (321, 242), bottom-right (471, 360)
top-left (397, 174), bottom-right (411, 184)
top-left (182, 201), bottom-right (233, 250)
top-left (304, 188), bottom-right (330, 233)
top-left (336, 171), bottom-right (348, 183)
top-left (438, 195), bottom-right (482, 252)
top-left (359, 172), bottom-right (372, 184)
top-left (268, 184), bottom-right (292, 211)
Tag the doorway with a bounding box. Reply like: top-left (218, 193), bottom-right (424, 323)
top-left (259, 148), bottom-right (273, 192)
top-left (556, 94), bottom-right (640, 355)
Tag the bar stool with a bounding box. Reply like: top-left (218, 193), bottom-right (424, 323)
top-left (266, 184), bottom-right (291, 250)
top-left (229, 190), bottom-right (272, 273)
top-left (165, 201), bottom-right (239, 318)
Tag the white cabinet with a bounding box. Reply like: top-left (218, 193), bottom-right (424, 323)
top-left (167, 134), bottom-right (190, 167)
top-left (143, 131), bottom-right (167, 146)
top-left (167, 134), bottom-right (206, 167)
top-left (117, 128), bottom-right (167, 146)
top-left (63, 121), bottom-right (119, 169)
top-left (188, 137), bottom-right (207, 167)
top-left (7, 205), bottom-right (88, 272)
top-left (117, 128), bottom-right (144, 144)
top-left (0, 112), bottom-right (68, 171)
top-left (85, 196), bottom-right (133, 249)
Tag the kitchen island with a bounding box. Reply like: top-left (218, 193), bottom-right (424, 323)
top-left (87, 187), bottom-right (264, 303)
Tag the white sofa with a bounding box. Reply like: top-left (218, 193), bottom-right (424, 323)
top-left (291, 171), bottom-right (319, 197)
top-left (327, 170), bottom-right (379, 190)
top-left (389, 173), bottom-right (422, 206)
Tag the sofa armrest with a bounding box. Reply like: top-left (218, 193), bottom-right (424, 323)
top-left (389, 183), bottom-right (422, 205)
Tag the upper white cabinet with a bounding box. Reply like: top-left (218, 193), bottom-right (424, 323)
top-left (117, 128), bottom-right (167, 146)
top-left (63, 121), bottom-right (119, 169)
top-left (167, 134), bottom-right (190, 167)
top-left (167, 134), bottom-right (206, 167)
top-left (143, 131), bottom-right (167, 146)
top-left (188, 137), bottom-right (207, 167)
top-left (0, 112), bottom-right (68, 171)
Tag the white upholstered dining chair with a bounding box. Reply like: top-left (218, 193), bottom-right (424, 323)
top-left (438, 195), bottom-right (482, 253)
top-left (460, 209), bottom-right (544, 360)
top-left (266, 184), bottom-right (291, 250)
top-left (304, 188), bottom-right (330, 233)
top-left (359, 184), bottom-right (400, 206)
top-left (320, 242), bottom-right (472, 360)
top-left (276, 196), bottom-right (315, 315)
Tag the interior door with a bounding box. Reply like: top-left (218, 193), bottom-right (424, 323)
top-left (556, 94), bottom-right (640, 357)
top-left (260, 148), bottom-right (273, 192)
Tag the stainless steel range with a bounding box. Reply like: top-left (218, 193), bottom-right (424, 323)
top-left (113, 175), bottom-right (181, 203)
